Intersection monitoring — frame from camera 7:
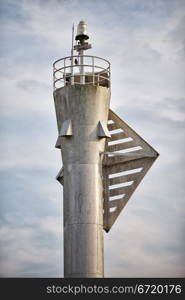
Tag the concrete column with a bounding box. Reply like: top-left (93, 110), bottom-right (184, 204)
top-left (53, 85), bottom-right (110, 277)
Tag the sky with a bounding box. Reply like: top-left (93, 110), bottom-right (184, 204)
top-left (0, 0), bottom-right (185, 277)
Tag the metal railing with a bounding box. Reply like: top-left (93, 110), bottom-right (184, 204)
top-left (53, 55), bottom-right (110, 90)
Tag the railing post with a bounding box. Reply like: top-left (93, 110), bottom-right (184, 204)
top-left (79, 51), bottom-right (85, 84)
top-left (64, 58), bottom-right (66, 86)
top-left (92, 57), bottom-right (95, 85)
top-left (53, 65), bottom-right (55, 90)
top-left (70, 56), bottom-right (74, 85)
top-left (108, 66), bottom-right (111, 88)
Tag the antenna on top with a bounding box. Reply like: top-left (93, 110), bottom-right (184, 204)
top-left (71, 23), bottom-right (74, 58)
top-left (70, 23), bottom-right (75, 85)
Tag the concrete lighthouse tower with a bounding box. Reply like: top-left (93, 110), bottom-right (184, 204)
top-left (53, 21), bottom-right (158, 278)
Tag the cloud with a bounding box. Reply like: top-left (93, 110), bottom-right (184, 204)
top-left (0, 217), bottom-right (63, 277)
top-left (105, 194), bottom-right (185, 277)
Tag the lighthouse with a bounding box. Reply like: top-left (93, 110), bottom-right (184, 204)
top-left (52, 21), bottom-right (159, 278)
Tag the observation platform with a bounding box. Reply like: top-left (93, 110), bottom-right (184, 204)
top-left (53, 55), bottom-right (110, 90)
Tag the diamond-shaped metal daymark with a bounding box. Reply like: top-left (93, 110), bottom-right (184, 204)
top-left (103, 109), bottom-right (159, 232)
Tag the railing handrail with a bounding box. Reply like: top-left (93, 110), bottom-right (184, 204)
top-left (53, 54), bottom-right (111, 90)
top-left (53, 55), bottom-right (110, 67)
top-left (54, 65), bottom-right (110, 75)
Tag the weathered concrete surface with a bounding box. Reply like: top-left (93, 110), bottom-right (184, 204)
top-left (53, 85), bottom-right (110, 277)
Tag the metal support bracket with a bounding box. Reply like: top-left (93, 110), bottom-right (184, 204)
top-left (55, 137), bottom-right (62, 149)
top-left (55, 120), bottom-right (73, 149)
top-left (59, 120), bottom-right (73, 137)
top-left (98, 121), bottom-right (111, 138)
top-left (56, 167), bottom-right (64, 185)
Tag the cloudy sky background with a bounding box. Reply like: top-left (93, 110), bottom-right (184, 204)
top-left (0, 0), bottom-right (185, 277)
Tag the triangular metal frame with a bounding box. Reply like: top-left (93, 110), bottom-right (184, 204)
top-left (103, 109), bottom-right (159, 232)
